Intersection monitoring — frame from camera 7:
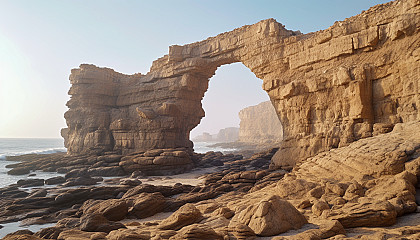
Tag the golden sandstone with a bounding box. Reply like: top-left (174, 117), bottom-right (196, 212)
top-left (5, 0), bottom-right (411, 239)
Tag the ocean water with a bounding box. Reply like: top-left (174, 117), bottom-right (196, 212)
top-left (0, 222), bottom-right (56, 238)
top-left (0, 138), bottom-right (67, 188)
top-left (0, 139), bottom-right (233, 189)
top-left (193, 141), bottom-right (236, 154)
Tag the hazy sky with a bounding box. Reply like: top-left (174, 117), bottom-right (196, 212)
top-left (0, 0), bottom-right (389, 138)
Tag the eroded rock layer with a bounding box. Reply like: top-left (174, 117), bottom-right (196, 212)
top-left (63, 0), bottom-right (420, 168)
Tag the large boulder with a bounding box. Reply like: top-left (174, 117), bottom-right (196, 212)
top-left (16, 179), bottom-right (44, 187)
top-left (129, 192), bottom-right (166, 219)
top-left (62, 176), bottom-right (102, 187)
top-left (233, 195), bottom-right (307, 236)
top-left (7, 167), bottom-right (31, 175)
top-left (158, 203), bottom-right (203, 230)
top-left (80, 199), bottom-right (128, 221)
top-left (79, 213), bottom-right (126, 233)
top-left (35, 227), bottom-right (65, 239)
top-left (45, 176), bottom-right (66, 185)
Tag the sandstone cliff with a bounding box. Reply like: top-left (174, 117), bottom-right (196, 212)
top-left (238, 101), bottom-right (283, 144)
top-left (63, 0), bottom-right (420, 168)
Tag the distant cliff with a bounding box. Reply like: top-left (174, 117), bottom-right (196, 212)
top-left (238, 101), bottom-right (283, 144)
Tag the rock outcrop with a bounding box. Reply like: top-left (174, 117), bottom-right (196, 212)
top-left (232, 195), bottom-right (307, 236)
top-left (238, 101), bottom-right (283, 144)
top-left (62, 0), bottom-right (420, 170)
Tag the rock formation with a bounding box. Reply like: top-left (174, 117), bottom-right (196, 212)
top-left (192, 132), bottom-right (213, 142)
top-left (63, 0), bottom-right (420, 170)
top-left (192, 127), bottom-right (239, 143)
top-left (216, 127), bottom-right (239, 142)
top-left (238, 101), bottom-right (283, 144)
top-left (3, 1), bottom-right (420, 239)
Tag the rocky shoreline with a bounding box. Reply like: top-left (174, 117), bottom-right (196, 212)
top-left (1, 121), bottom-right (420, 239)
top-left (0, 146), bottom-right (281, 239)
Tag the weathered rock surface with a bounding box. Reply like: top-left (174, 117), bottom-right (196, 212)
top-left (238, 101), bottom-right (283, 144)
top-left (79, 213), bottom-right (125, 233)
top-left (272, 220), bottom-right (345, 240)
top-left (158, 203), bottom-right (203, 231)
top-left (328, 199), bottom-right (398, 228)
top-left (170, 224), bottom-right (223, 240)
top-left (79, 199), bottom-right (128, 221)
top-left (232, 195), bottom-right (307, 236)
top-left (119, 148), bottom-right (193, 175)
top-left (62, 0), bottom-right (419, 169)
top-left (268, 121), bottom-right (420, 228)
top-left (128, 192), bottom-right (166, 219)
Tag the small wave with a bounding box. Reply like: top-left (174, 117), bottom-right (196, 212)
top-left (0, 147), bottom-right (67, 160)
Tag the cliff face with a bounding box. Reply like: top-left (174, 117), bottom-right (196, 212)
top-left (238, 101), bottom-right (283, 144)
top-left (63, 0), bottom-right (419, 167)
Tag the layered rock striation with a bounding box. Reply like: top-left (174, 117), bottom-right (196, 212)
top-left (63, 0), bottom-right (420, 168)
top-left (238, 101), bottom-right (283, 144)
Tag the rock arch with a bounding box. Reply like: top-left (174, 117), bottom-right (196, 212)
top-left (63, 19), bottom-right (295, 154)
top-left (63, 0), bottom-right (419, 168)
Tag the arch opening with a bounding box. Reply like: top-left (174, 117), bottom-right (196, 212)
top-left (189, 62), bottom-right (283, 153)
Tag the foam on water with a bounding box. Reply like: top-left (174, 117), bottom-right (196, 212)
top-left (193, 141), bottom-right (236, 153)
top-left (0, 138), bottom-right (67, 236)
top-left (0, 147), bottom-right (67, 160)
top-left (0, 222), bottom-right (55, 238)
top-left (0, 138), bottom-right (67, 188)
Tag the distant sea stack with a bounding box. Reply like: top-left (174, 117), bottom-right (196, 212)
top-left (238, 101), bottom-right (283, 144)
top-left (192, 127), bottom-right (239, 143)
top-left (216, 127), bottom-right (239, 142)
